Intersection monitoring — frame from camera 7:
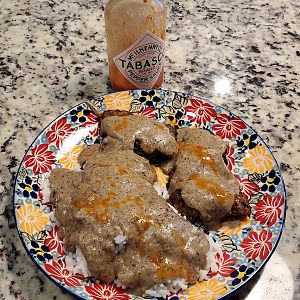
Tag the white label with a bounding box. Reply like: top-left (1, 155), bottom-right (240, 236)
top-left (113, 32), bottom-right (165, 89)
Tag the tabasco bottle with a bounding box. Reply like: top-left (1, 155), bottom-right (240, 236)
top-left (104, 0), bottom-right (167, 91)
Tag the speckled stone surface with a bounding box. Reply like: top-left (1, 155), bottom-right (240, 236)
top-left (1, 0), bottom-right (299, 299)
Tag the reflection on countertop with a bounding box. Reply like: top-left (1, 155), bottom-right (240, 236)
top-left (239, 253), bottom-right (294, 300)
top-left (214, 78), bottom-right (232, 96)
top-left (1, 0), bottom-right (299, 299)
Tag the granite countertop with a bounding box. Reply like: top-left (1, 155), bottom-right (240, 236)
top-left (1, 0), bottom-right (299, 299)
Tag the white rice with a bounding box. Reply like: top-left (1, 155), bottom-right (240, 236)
top-left (39, 172), bottom-right (51, 201)
top-left (65, 247), bottom-right (90, 277)
top-left (207, 236), bottom-right (223, 273)
top-left (153, 182), bottom-right (169, 200)
top-left (114, 278), bottom-right (126, 290)
top-left (114, 234), bottom-right (127, 253)
top-left (145, 278), bottom-right (188, 298)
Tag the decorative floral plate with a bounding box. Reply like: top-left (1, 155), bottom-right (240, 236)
top-left (13, 90), bottom-right (286, 300)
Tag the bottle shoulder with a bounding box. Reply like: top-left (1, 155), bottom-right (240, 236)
top-left (105, 0), bottom-right (166, 16)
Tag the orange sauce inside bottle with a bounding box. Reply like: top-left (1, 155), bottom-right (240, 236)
top-left (105, 0), bottom-right (167, 91)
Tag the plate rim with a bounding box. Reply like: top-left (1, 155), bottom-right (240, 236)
top-left (13, 89), bottom-right (287, 300)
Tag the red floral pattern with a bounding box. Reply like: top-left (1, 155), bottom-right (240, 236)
top-left (241, 229), bottom-right (272, 260)
top-left (255, 194), bottom-right (284, 226)
top-left (139, 107), bottom-right (156, 119)
top-left (236, 177), bottom-right (260, 197)
top-left (213, 114), bottom-right (247, 139)
top-left (208, 252), bottom-right (236, 277)
top-left (24, 144), bottom-right (55, 174)
top-left (38, 190), bottom-right (44, 200)
top-left (44, 226), bottom-right (65, 255)
top-left (44, 260), bottom-right (84, 286)
top-left (37, 190), bottom-right (55, 210)
top-left (184, 99), bottom-right (217, 125)
top-left (85, 283), bottom-right (131, 300)
top-left (226, 146), bottom-right (235, 171)
top-left (46, 117), bottom-right (73, 148)
top-left (85, 113), bottom-right (101, 137)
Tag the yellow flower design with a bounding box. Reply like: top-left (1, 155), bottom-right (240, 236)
top-left (243, 145), bottom-right (273, 173)
top-left (103, 92), bottom-right (132, 111)
top-left (185, 278), bottom-right (227, 300)
top-left (58, 145), bottom-right (83, 169)
top-left (220, 217), bottom-right (250, 236)
top-left (153, 166), bottom-right (169, 188)
top-left (17, 204), bottom-right (49, 234)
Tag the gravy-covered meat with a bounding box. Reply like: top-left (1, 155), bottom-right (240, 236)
top-left (100, 114), bottom-right (177, 164)
top-left (85, 106), bottom-right (177, 172)
top-left (169, 128), bottom-right (242, 229)
top-left (49, 143), bottom-right (209, 295)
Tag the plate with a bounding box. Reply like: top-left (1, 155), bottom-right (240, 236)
top-left (13, 90), bottom-right (286, 300)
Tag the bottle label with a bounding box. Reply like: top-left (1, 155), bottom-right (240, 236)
top-left (113, 32), bottom-right (165, 89)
